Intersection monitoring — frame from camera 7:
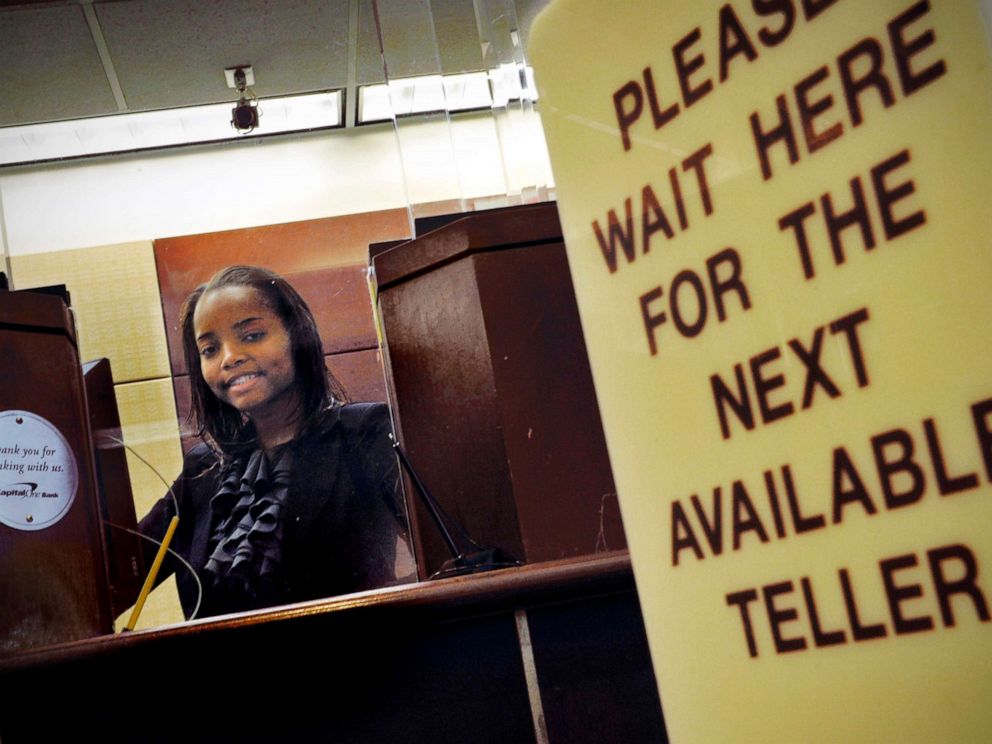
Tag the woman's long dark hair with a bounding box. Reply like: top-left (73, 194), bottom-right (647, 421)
top-left (180, 265), bottom-right (347, 453)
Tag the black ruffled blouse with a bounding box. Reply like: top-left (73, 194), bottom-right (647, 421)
top-left (203, 445), bottom-right (294, 610)
top-left (138, 402), bottom-right (413, 620)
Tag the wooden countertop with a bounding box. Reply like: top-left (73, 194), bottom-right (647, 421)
top-left (0, 550), bottom-right (635, 673)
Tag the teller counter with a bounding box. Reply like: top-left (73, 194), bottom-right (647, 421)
top-left (0, 552), bottom-right (667, 744)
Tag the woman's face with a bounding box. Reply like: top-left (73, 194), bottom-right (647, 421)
top-left (192, 285), bottom-right (297, 420)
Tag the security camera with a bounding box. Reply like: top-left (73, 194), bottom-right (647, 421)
top-left (226, 65), bottom-right (260, 133)
top-left (231, 99), bottom-right (259, 132)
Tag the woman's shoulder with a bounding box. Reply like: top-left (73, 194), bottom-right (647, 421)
top-left (307, 402), bottom-right (393, 456)
top-left (318, 401), bottom-right (390, 433)
top-left (180, 441), bottom-right (221, 476)
top-left (337, 401), bottom-right (390, 425)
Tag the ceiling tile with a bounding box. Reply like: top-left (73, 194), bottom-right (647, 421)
top-left (355, 0), bottom-right (386, 85)
top-left (0, 0), bottom-right (552, 129)
top-left (95, 0), bottom-right (352, 110)
top-left (430, 0), bottom-right (485, 74)
top-left (373, 0), bottom-right (441, 78)
top-left (0, 5), bottom-right (119, 126)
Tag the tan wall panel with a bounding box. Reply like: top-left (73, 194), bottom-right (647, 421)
top-left (10, 241), bottom-right (170, 383)
top-left (115, 377), bottom-right (183, 518)
top-left (114, 377), bottom-right (185, 629)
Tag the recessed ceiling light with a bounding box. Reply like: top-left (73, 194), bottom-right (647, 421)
top-left (358, 66), bottom-right (538, 124)
top-left (0, 90), bottom-right (343, 167)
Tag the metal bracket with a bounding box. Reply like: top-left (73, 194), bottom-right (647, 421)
top-left (224, 66), bottom-right (255, 89)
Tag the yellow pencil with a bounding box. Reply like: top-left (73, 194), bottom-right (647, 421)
top-left (123, 515), bottom-right (179, 631)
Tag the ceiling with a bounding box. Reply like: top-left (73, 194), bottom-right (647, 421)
top-left (0, 0), bottom-right (550, 129)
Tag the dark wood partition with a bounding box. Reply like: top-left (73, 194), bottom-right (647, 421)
top-left (375, 203), bottom-right (625, 578)
top-left (0, 291), bottom-right (112, 653)
top-left (82, 358), bottom-right (144, 618)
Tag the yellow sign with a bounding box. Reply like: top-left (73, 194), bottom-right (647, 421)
top-left (530, 1), bottom-right (992, 741)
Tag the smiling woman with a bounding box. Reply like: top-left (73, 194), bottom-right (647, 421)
top-left (138, 266), bottom-right (413, 620)
top-left (193, 284), bottom-right (302, 449)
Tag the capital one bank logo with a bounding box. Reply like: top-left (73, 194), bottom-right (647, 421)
top-left (0, 482), bottom-right (38, 498)
top-left (0, 411), bottom-right (78, 531)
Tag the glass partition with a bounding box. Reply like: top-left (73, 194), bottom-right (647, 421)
top-left (370, 0), bottom-right (553, 225)
top-left (471, 0), bottom-right (548, 205)
top-left (371, 0), bottom-right (472, 227)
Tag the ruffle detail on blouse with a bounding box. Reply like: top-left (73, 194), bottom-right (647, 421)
top-left (204, 446), bottom-right (293, 602)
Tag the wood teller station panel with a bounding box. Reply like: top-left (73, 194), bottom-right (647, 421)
top-left (0, 204), bottom-right (669, 743)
